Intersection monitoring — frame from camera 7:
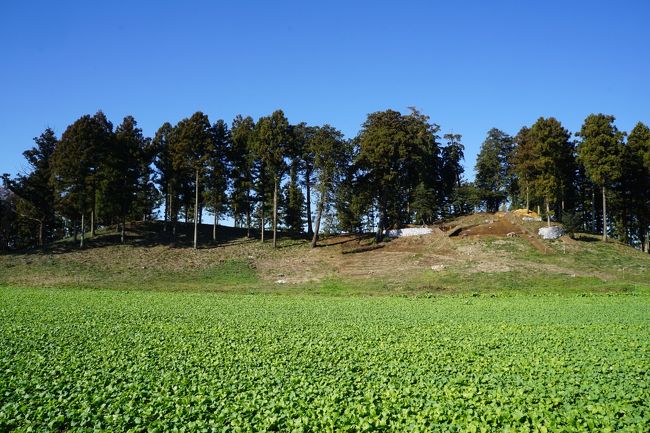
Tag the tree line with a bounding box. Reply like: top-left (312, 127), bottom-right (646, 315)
top-left (474, 115), bottom-right (650, 250)
top-left (2, 109), bottom-right (649, 252)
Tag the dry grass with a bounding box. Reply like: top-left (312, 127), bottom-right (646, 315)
top-left (2, 215), bottom-right (650, 294)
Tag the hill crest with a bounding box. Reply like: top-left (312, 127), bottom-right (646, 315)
top-left (2, 213), bottom-right (649, 295)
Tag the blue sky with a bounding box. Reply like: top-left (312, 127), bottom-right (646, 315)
top-left (1, 0), bottom-right (649, 180)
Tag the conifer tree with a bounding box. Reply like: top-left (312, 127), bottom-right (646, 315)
top-left (527, 117), bottom-right (573, 226)
top-left (50, 112), bottom-right (112, 247)
top-left (475, 128), bottom-right (514, 212)
top-left (440, 133), bottom-right (465, 216)
top-left (357, 109), bottom-right (439, 240)
top-left (229, 115), bottom-right (256, 237)
top-left (171, 112), bottom-right (212, 249)
top-left (153, 122), bottom-right (175, 233)
top-left (624, 122), bottom-right (650, 251)
top-left (9, 128), bottom-right (58, 248)
top-left (577, 114), bottom-right (625, 241)
top-left (205, 119), bottom-right (229, 241)
top-left (308, 125), bottom-right (346, 247)
top-left (254, 110), bottom-right (290, 248)
top-left (511, 127), bottom-right (536, 212)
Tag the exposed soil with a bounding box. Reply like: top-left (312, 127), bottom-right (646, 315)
top-left (4, 213), bottom-right (644, 289)
top-left (454, 219), bottom-right (524, 237)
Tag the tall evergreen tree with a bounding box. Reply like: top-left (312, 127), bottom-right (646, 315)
top-left (254, 110), bottom-right (290, 248)
top-left (205, 119), bottom-right (230, 241)
top-left (624, 122), bottom-right (650, 251)
top-left (527, 117), bottom-right (574, 226)
top-left (89, 111), bottom-right (114, 236)
top-left (0, 183), bottom-right (17, 250)
top-left (440, 133), bottom-right (465, 216)
top-left (171, 112), bottom-right (212, 249)
top-left (474, 128), bottom-right (514, 212)
top-left (8, 128), bottom-right (58, 248)
top-left (333, 138), bottom-right (367, 234)
top-left (229, 115), bottom-right (256, 237)
top-left (576, 114), bottom-right (625, 241)
top-left (50, 112), bottom-right (113, 247)
top-left (107, 116), bottom-right (148, 242)
top-left (308, 125), bottom-right (346, 247)
top-left (293, 122), bottom-right (316, 236)
top-left (511, 126), bottom-right (536, 212)
top-left (357, 109), bottom-right (439, 240)
top-left (153, 122), bottom-right (176, 233)
top-left (282, 166), bottom-right (305, 234)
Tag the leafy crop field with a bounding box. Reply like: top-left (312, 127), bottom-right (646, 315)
top-left (1, 288), bottom-right (649, 432)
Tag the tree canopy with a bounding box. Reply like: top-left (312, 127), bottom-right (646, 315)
top-left (3, 108), bottom-right (650, 254)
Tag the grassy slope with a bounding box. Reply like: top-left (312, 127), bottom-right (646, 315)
top-left (1, 216), bottom-right (650, 295)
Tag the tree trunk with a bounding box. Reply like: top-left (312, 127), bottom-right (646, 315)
top-left (90, 209), bottom-right (95, 238)
top-left (213, 211), bottom-right (217, 241)
top-left (80, 213), bottom-right (85, 248)
top-left (260, 201), bottom-right (265, 243)
top-left (163, 191), bottom-right (168, 232)
top-left (592, 188), bottom-right (597, 233)
top-left (38, 220), bottom-right (44, 249)
top-left (73, 221), bottom-right (78, 242)
top-left (121, 215), bottom-right (125, 244)
top-left (602, 185), bottom-right (607, 242)
top-left (170, 187), bottom-right (176, 238)
top-left (246, 206), bottom-right (251, 238)
top-left (193, 169), bottom-right (199, 249)
top-left (306, 167), bottom-right (313, 237)
top-left (375, 207), bottom-right (384, 243)
top-left (311, 189), bottom-right (326, 248)
top-left (273, 177), bottom-right (278, 248)
top-left (546, 199), bottom-right (551, 227)
top-left (525, 185), bottom-right (530, 212)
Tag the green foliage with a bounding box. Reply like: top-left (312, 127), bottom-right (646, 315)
top-left (620, 122), bottom-right (650, 249)
top-left (229, 115), bottom-right (256, 229)
top-left (50, 112), bottom-right (113, 220)
top-left (357, 108), bottom-right (440, 234)
top-left (282, 163), bottom-right (305, 233)
top-left (576, 114), bottom-right (625, 187)
top-left (526, 117), bottom-right (574, 207)
top-left (561, 210), bottom-right (583, 238)
top-left (475, 128), bottom-right (514, 212)
top-left (254, 110), bottom-right (290, 179)
top-left (100, 116), bottom-right (147, 224)
top-left (6, 128), bottom-right (59, 248)
top-left (1, 288), bottom-right (648, 431)
top-left (171, 112), bottom-right (213, 175)
top-left (411, 182), bottom-right (437, 224)
top-left (203, 119), bottom-right (230, 219)
top-left (253, 110), bottom-right (291, 244)
top-left (440, 133), bottom-right (465, 216)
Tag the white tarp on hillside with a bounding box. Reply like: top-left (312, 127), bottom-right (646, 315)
top-left (538, 226), bottom-right (565, 239)
top-left (385, 227), bottom-right (432, 238)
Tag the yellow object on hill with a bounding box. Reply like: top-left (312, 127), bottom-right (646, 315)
top-left (512, 208), bottom-right (540, 218)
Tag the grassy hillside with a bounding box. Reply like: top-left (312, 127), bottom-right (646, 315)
top-left (2, 213), bottom-right (650, 294)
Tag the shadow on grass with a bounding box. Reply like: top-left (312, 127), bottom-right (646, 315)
top-left (8, 221), bottom-right (309, 255)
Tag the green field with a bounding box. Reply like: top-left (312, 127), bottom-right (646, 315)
top-left (1, 287), bottom-right (648, 432)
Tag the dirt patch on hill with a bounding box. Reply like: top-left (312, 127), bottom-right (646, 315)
top-left (453, 219), bottom-right (524, 238)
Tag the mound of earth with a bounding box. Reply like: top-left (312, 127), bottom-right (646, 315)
top-left (453, 219), bottom-right (524, 238)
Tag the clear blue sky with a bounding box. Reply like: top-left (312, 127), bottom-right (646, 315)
top-left (2, 0), bottom-right (649, 180)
